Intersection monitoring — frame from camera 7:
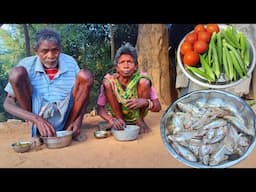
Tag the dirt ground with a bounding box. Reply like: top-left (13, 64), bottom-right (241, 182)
top-left (0, 106), bottom-right (256, 168)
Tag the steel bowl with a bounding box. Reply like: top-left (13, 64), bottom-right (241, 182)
top-left (94, 130), bottom-right (111, 139)
top-left (177, 24), bottom-right (256, 89)
top-left (160, 90), bottom-right (256, 168)
top-left (111, 125), bottom-right (140, 141)
top-left (41, 130), bottom-right (73, 149)
top-left (11, 141), bottom-right (33, 153)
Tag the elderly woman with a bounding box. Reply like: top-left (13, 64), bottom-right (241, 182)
top-left (97, 43), bottom-right (161, 134)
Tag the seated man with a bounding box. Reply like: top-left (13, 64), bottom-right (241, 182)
top-left (96, 43), bottom-right (161, 134)
top-left (3, 28), bottom-right (93, 140)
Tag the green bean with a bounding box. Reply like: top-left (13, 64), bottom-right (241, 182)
top-left (207, 32), bottom-right (214, 66)
top-left (211, 34), bottom-right (220, 79)
top-left (223, 26), bottom-right (240, 49)
top-left (222, 46), bottom-right (230, 80)
top-left (226, 50), bottom-right (235, 81)
top-left (224, 40), bottom-right (247, 74)
top-left (239, 32), bottom-right (246, 58)
top-left (200, 54), bottom-right (215, 82)
top-left (216, 32), bottom-right (223, 71)
top-left (240, 33), bottom-right (250, 66)
top-left (229, 50), bottom-right (244, 78)
top-left (186, 66), bottom-right (212, 82)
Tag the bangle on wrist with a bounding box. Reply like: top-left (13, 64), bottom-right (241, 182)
top-left (147, 99), bottom-right (153, 110)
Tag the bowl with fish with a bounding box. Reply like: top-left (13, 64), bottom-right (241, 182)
top-left (160, 89), bottom-right (256, 168)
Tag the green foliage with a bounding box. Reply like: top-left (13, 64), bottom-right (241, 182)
top-left (0, 27), bottom-right (25, 75)
top-left (113, 24), bottom-right (138, 51)
top-left (0, 25), bottom-right (26, 119)
top-left (0, 112), bottom-right (7, 122)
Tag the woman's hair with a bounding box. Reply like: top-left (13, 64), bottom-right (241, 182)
top-left (114, 42), bottom-right (138, 65)
top-left (34, 28), bottom-right (61, 50)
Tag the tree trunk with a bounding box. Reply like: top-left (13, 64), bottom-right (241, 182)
top-left (23, 24), bottom-right (31, 56)
top-left (136, 24), bottom-right (171, 107)
top-left (109, 24), bottom-right (115, 61)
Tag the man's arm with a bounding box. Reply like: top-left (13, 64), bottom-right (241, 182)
top-left (4, 94), bottom-right (37, 122)
top-left (3, 93), bottom-right (56, 137)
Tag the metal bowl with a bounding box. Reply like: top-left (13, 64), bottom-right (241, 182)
top-left (94, 130), bottom-right (111, 139)
top-left (11, 141), bottom-right (33, 153)
top-left (41, 130), bottom-right (73, 149)
top-left (111, 125), bottom-right (140, 141)
top-left (177, 24), bottom-right (256, 89)
top-left (160, 90), bottom-right (256, 168)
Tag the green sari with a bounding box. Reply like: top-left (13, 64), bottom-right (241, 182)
top-left (104, 71), bottom-right (152, 123)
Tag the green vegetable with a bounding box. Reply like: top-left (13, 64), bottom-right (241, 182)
top-left (229, 50), bottom-right (244, 78)
top-left (186, 66), bottom-right (212, 82)
top-left (222, 26), bottom-right (240, 49)
top-left (200, 54), bottom-right (215, 82)
top-left (224, 47), bottom-right (235, 80)
top-left (211, 33), bottom-right (220, 79)
top-left (239, 32), bottom-right (250, 66)
top-left (224, 40), bottom-right (247, 74)
top-left (222, 46), bottom-right (230, 80)
top-left (216, 32), bottom-right (223, 70)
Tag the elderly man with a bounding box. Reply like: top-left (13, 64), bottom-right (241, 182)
top-left (3, 28), bottom-right (93, 140)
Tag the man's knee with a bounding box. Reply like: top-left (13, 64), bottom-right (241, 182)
top-left (77, 69), bottom-right (93, 86)
top-left (9, 66), bottom-right (28, 84)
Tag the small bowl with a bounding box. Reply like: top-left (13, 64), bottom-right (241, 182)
top-left (111, 125), bottom-right (140, 141)
top-left (11, 141), bottom-right (33, 153)
top-left (41, 130), bottom-right (73, 149)
top-left (94, 130), bottom-right (111, 139)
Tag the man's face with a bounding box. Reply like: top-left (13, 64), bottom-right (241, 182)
top-left (36, 40), bottom-right (60, 68)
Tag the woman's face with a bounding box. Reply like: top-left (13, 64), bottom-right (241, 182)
top-left (115, 54), bottom-right (137, 78)
top-left (36, 40), bottom-right (60, 69)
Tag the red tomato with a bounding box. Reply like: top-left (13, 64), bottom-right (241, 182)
top-left (193, 40), bottom-right (208, 54)
top-left (206, 24), bottom-right (220, 34)
top-left (180, 41), bottom-right (193, 55)
top-left (183, 51), bottom-right (199, 66)
top-left (194, 24), bottom-right (206, 33)
top-left (184, 32), bottom-right (198, 45)
top-left (198, 31), bottom-right (211, 43)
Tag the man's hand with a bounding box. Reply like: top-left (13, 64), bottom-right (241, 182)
top-left (66, 115), bottom-right (83, 137)
top-left (35, 116), bottom-right (56, 137)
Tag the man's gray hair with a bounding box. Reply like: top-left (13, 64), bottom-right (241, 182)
top-left (114, 42), bottom-right (138, 65)
top-left (34, 28), bottom-right (61, 50)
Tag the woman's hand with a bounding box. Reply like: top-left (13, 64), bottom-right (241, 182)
top-left (126, 98), bottom-right (148, 109)
top-left (109, 117), bottom-right (126, 130)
